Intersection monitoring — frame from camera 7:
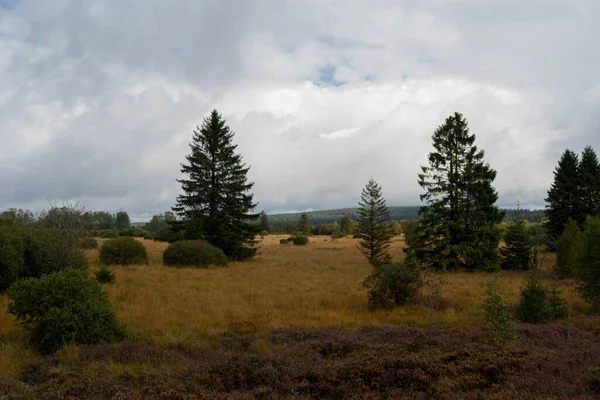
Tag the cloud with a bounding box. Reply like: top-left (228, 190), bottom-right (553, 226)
top-left (0, 0), bottom-right (598, 219)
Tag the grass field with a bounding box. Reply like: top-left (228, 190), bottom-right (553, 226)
top-left (1, 235), bottom-right (599, 398)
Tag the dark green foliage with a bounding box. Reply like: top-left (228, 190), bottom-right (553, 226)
top-left (555, 218), bottom-right (583, 278)
top-left (163, 240), bottom-right (227, 268)
top-left (115, 211), bottom-right (131, 231)
top-left (356, 179), bottom-right (393, 265)
top-left (352, 233), bottom-right (361, 239)
top-left (340, 216), bottom-right (352, 235)
top-left (548, 285), bottom-right (568, 319)
top-left (585, 367), bottom-right (600, 393)
top-left (362, 259), bottom-right (423, 310)
top-left (407, 113), bottom-right (504, 271)
top-left (22, 229), bottom-right (87, 279)
top-left (516, 275), bottom-right (553, 324)
top-left (94, 266), bottom-right (116, 284)
top-left (500, 207), bottom-right (533, 270)
top-left (298, 213), bottom-right (311, 235)
top-left (153, 227), bottom-right (181, 243)
top-left (577, 216), bottom-right (600, 309)
top-left (101, 230), bottom-right (119, 239)
top-left (118, 228), bottom-right (150, 237)
top-left (0, 208), bottom-right (34, 225)
top-left (79, 236), bottom-right (98, 249)
top-left (481, 274), bottom-right (518, 344)
top-left (258, 211), bottom-right (270, 233)
top-left (172, 110), bottom-right (260, 261)
top-left (7, 269), bottom-right (126, 353)
top-left (144, 212), bottom-right (176, 234)
top-left (331, 232), bottom-right (345, 239)
top-left (83, 211), bottom-right (116, 231)
top-left (0, 225), bottom-right (25, 292)
top-left (293, 235), bottom-right (309, 246)
top-left (99, 237), bottom-right (148, 266)
top-left (286, 236), bottom-right (294, 242)
top-left (279, 238), bottom-right (289, 244)
top-left (577, 146), bottom-right (600, 225)
top-left (143, 234), bottom-right (153, 240)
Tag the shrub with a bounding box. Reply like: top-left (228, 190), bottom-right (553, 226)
top-left (22, 228), bottom-right (87, 278)
top-left (293, 235), bottom-right (309, 246)
top-left (154, 228), bottom-right (181, 243)
top-left (555, 219), bottom-right (583, 278)
top-left (279, 238), bottom-right (289, 244)
top-left (481, 274), bottom-right (518, 344)
top-left (163, 240), bottom-right (227, 268)
top-left (143, 234), bottom-right (153, 240)
top-left (0, 225), bottom-right (25, 292)
top-left (101, 230), bottom-right (119, 239)
top-left (577, 216), bottom-right (600, 309)
top-left (353, 233), bottom-right (362, 239)
top-left (99, 237), bottom-right (148, 266)
top-left (286, 236), bottom-right (294, 242)
top-left (7, 269), bottom-right (126, 353)
top-left (79, 236), bottom-right (98, 249)
top-left (585, 367), bottom-right (600, 393)
top-left (331, 232), bottom-right (345, 239)
top-left (362, 259), bottom-right (423, 310)
top-left (94, 266), bottom-right (116, 284)
top-left (547, 285), bottom-right (568, 319)
top-left (516, 275), bottom-right (553, 324)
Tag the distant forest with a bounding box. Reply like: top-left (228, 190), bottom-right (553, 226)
top-left (268, 206), bottom-right (544, 226)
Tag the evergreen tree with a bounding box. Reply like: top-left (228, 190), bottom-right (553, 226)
top-left (258, 212), bottom-right (269, 233)
top-left (356, 179), bottom-right (393, 264)
top-left (406, 112), bottom-right (504, 271)
top-left (340, 216), bottom-right (352, 235)
top-left (544, 149), bottom-right (580, 248)
top-left (500, 207), bottom-right (533, 270)
top-left (115, 211), bottom-right (130, 231)
top-left (172, 110), bottom-right (259, 260)
top-left (298, 213), bottom-right (311, 235)
top-left (577, 146), bottom-right (600, 225)
top-left (554, 218), bottom-right (583, 278)
top-left (577, 215), bottom-right (600, 309)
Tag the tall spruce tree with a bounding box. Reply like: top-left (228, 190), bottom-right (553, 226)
top-left (406, 112), bottom-right (504, 271)
top-left (577, 146), bottom-right (600, 225)
top-left (172, 110), bottom-right (259, 260)
top-left (298, 213), bottom-right (311, 235)
top-left (357, 179), bottom-right (393, 264)
top-left (544, 149), bottom-right (580, 247)
top-left (500, 206), bottom-right (533, 271)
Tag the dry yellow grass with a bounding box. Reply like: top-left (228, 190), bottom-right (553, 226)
top-left (0, 235), bottom-right (592, 358)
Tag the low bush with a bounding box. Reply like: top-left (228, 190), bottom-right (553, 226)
top-left (154, 228), bottom-right (181, 243)
top-left (353, 233), bottom-right (362, 239)
top-left (516, 274), bottom-right (553, 324)
top-left (163, 240), bottom-right (227, 268)
top-left (578, 216), bottom-right (600, 309)
top-left (286, 236), bottom-right (294, 242)
top-left (0, 225), bottom-right (25, 292)
top-left (99, 237), bottom-right (148, 266)
top-left (363, 259), bottom-right (423, 310)
top-left (143, 234), bottom-right (153, 240)
top-left (331, 232), bottom-right (345, 239)
top-left (79, 236), bottom-right (98, 249)
top-left (101, 230), bottom-right (119, 239)
top-left (293, 235), bottom-right (309, 246)
top-left (94, 266), bottom-right (116, 284)
top-left (7, 269), bottom-right (126, 353)
top-left (279, 238), bottom-right (289, 244)
top-left (481, 274), bottom-right (518, 344)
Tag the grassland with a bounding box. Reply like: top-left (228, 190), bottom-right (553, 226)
top-left (1, 235), bottom-right (599, 398)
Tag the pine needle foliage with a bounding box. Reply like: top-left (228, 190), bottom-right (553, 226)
top-left (356, 179), bottom-right (393, 265)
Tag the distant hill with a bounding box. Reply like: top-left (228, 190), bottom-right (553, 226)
top-left (268, 206), bottom-right (544, 225)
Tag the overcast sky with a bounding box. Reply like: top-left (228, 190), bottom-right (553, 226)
top-left (0, 0), bottom-right (598, 220)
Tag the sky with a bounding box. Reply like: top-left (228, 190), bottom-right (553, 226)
top-left (0, 0), bottom-right (599, 221)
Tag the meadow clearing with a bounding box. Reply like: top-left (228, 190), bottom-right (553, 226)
top-left (1, 235), bottom-right (599, 398)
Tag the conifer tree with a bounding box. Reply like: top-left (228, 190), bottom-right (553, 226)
top-left (298, 213), bottom-right (311, 235)
top-left (258, 212), bottom-right (269, 233)
top-left (500, 207), bottom-right (532, 271)
top-left (406, 112), bottom-right (504, 271)
top-left (357, 179), bottom-right (393, 264)
top-left (544, 149), bottom-right (580, 247)
top-left (577, 146), bottom-right (600, 225)
top-left (172, 110), bottom-right (259, 260)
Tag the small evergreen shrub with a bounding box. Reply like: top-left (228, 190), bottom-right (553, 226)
top-left (94, 266), bottom-right (116, 284)
top-left (0, 225), bottom-right (25, 292)
top-left (79, 236), bottom-right (98, 249)
top-left (577, 216), bottom-right (600, 309)
top-left (293, 235), bottom-right (309, 246)
top-left (516, 275), bottom-right (553, 324)
top-left (143, 234), bottom-right (153, 240)
top-left (7, 269), bottom-right (126, 353)
top-left (154, 228), bottom-right (180, 243)
top-left (163, 240), bottom-right (227, 268)
top-left (101, 230), bottom-right (119, 239)
top-left (362, 259), bottom-right (423, 310)
top-left (481, 274), bottom-right (518, 344)
top-left (99, 237), bottom-right (148, 266)
top-left (548, 285), bottom-right (568, 319)
top-left (286, 236), bottom-right (294, 242)
top-left (555, 219), bottom-right (583, 278)
top-left (279, 238), bottom-right (289, 244)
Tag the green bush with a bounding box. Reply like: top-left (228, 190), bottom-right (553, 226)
top-left (99, 237), bottom-right (148, 266)
top-left (362, 259), bottom-right (423, 310)
top-left (353, 233), bottom-right (362, 239)
top-left (79, 236), bottom-right (98, 249)
top-left (331, 232), bottom-right (345, 239)
top-left (22, 228), bottom-right (87, 278)
top-left (0, 225), bottom-right (25, 292)
top-left (293, 235), bottom-right (309, 246)
top-left (7, 269), bottom-right (126, 353)
top-left (101, 230), bottom-right (119, 239)
top-left (547, 285), bottom-right (568, 319)
top-left (481, 274), bottom-right (518, 345)
top-left (143, 234), bottom-right (153, 240)
top-left (286, 236), bottom-right (294, 242)
top-left (154, 228), bottom-right (181, 243)
top-left (94, 266), bottom-right (116, 284)
top-left (555, 219), bottom-right (583, 278)
top-left (279, 238), bottom-right (289, 244)
top-left (516, 275), bottom-right (553, 324)
top-left (163, 240), bottom-right (227, 268)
